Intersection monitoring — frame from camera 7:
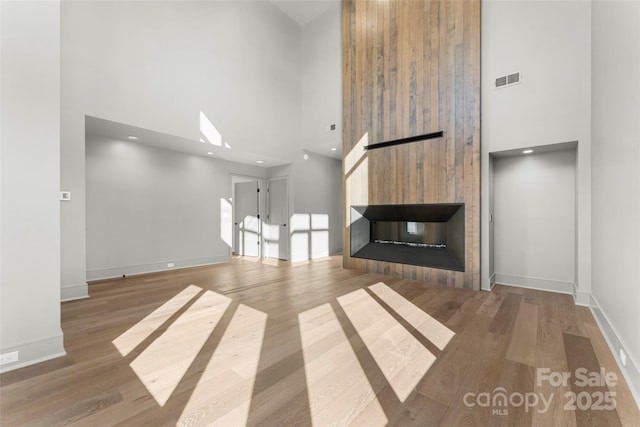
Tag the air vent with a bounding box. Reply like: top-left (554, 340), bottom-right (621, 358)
top-left (495, 71), bottom-right (522, 89)
top-left (507, 72), bottom-right (520, 84)
top-left (495, 76), bottom-right (508, 88)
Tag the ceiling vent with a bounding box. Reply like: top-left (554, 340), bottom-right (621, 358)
top-left (495, 71), bottom-right (521, 89)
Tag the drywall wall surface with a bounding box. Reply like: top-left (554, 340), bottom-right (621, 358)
top-left (267, 154), bottom-right (342, 262)
top-left (481, 0), bottom-right (591, 294)
top-left (0, 0), bottom-right (66, 371)
top-left (293, 153), bottom-right (343, 260)
top-left (493, 150), bottom-right (576, 291)
top-left (591, 0), bottom-right (640, 399)
top-left (301, 3), bottom-right (342, 155)
top-left (61, 1), bottom-right (302, 296)
top-left (85, 136), bottom-right (265, 280)
top-left (62, 1), bottom-right (301, 158)
top-left (482, 0), bottom-right (591, 151)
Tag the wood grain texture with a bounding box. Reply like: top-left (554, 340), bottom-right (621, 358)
top-left (1, 261), bottom-right (638, 426)
top-left (563, 332), bottom-right (623, 427)
top-left (576, 306), bottom-right (640, 427)
top-left (534, 291), bottom-right (577, 427)
top-left (505, 302), bottom-right (538, 367)
top-left (342, 0), bottom-right (481, 289)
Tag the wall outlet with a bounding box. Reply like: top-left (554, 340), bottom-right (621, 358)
top-left (167, 262), bottom-right (174, 268)
top-left (59, 191), bottom-right (71, 201)
top-left (620, 349), bottom-right (627, 366)
top-left (0, 351), bottom-right (19, 365)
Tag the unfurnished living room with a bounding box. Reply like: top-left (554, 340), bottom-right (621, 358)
top-left (1, 0), bottom-right (639, 426)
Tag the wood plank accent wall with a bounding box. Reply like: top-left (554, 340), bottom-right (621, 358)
top-left (342, 0), bottom-right (480, 289)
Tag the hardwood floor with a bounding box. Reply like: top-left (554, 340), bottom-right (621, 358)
top-left (1, 256), bottom-right (638, 426)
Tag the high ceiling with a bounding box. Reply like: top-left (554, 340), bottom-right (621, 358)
top-left (84, 1), bottom-right (343, 167)
top-left (85, 116), bottom-right (289, 168)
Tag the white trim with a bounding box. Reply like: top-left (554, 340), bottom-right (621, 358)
top-left (86, 256), bottom-right (229, 281)
top-left (494, 273), bottom-right (574, 294)
top-left (61, 284), bottom-right (89, 302)
top-left (572, 283), bottom-right (590, 306)
top-left (231, 175), bottom-right (265, 258)
top-left (589, 294), bottom-right (640, 409)
top-left (266, 176), bottom-right (290, 261)
top-left (481, 273), bottom-right (496, 291)
top-left (0, 333), bottom-right (66, 373)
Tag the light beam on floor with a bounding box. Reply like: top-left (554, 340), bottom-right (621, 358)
top-left (337, 289), bottom-right (436, 402)
top-left (130, 290), bottom-right (232, 406)
top-left (112, 285), bottom-right (202, 357)
top-left (368, 282), bottom-right (455, 350)
top-left (299, 303), bottom-right (387, 426)
top-left (178, 304), bottom-right (267, 426)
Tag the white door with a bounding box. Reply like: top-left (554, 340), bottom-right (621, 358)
top-left (266, 177), bottom-right (289, 260)
top-left (234, 181), bottom-right (260, 257)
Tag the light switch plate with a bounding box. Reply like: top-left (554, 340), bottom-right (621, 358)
top-left (60, 191), bottom-right (71, 201)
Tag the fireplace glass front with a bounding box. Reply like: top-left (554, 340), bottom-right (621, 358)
top-left (350, 204), bottom-right (464, 271)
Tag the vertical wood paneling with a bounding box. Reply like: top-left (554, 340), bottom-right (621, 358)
top-left (343, 0), bottom-right (480, 289)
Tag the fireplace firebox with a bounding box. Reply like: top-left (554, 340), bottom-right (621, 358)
top-left (350, 204), bottom-right (465, 271)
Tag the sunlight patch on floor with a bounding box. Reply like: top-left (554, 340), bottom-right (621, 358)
top-left (299, 303), bottom-right (387, 427)
top-left (112, 285), bottom-right (202, 357)
top-left (130, 290), bottom-right (232, 406)
top-left (368, 282), bottom-right (455, 350)
top-left (177, 304), bottom-right (267, 426)
top-left (337, 289), bottom-right (436, 402)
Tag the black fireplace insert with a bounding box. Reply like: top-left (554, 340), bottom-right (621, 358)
top-left (350, 203), bottom-right (465, 271)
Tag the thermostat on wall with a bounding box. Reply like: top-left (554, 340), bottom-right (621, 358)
top-left (60, 191), bottom-right (71, 201)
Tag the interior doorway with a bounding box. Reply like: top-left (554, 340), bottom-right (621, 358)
top-left (490, 145), bottom-right (577, 293)
top-left (233, 178), bottom-right (261, 257)
top-left (265, 177), bottom-right (289, 260)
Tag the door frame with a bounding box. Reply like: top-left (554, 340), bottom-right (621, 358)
top-left (231, 174), bottom-right (265, 257)
top-left (266, 176), bottom-right (290, 261)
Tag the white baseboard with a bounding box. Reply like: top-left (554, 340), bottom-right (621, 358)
top-left (61, 283), bottom-right (89, 302)
top-left (481, 273), bottom-right (496, 291)
top-left (572, 283), bottom-right (591, 306)
top-left (0, 333), bottom-right (66, 373)
top-left (487, 277), bottom-right (639, 409)
top-left (589, 294), bottom-right (640, 409)
top-left (290, 251), bottom-right (330, 263)
top-left (494, 273), bottom-right (574, 294)
top-left (86, 256), bottom-right (229, 281)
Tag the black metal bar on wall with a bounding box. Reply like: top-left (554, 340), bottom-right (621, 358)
top-left (364, 130), bottom-right (444, 151)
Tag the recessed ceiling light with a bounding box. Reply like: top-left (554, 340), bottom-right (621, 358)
top-left (207, 152), bottom-right (214, 155)
top-left (128, 136), bottom-right (138, 140)
top-left (523, 149), bottom-right (533, 154)
top-left (331, 147), bottom-right (337, 151)
top-left (256, 160), bottom-right (264, 164)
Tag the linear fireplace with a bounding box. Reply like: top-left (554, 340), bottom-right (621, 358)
top-left (350, 204), bottom-right (465, 271)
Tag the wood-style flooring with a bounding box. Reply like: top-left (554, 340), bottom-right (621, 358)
top-left (1, 256), bottom-right (639, 426)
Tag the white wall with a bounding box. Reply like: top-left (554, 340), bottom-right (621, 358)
top-left (268, 153), bottom-right (343, 261)
top-left (290, 153), bottom-right (343, 260)
top-left (0, 0), bottom-right (66, 371)
top-left (86, 136), bottom-right (266, 280)
top-left (301, 4), bottom-right (342, 156)
top-left (591, 0), bottom-right (640, 402)
top-left (493, 150), bottom-right (576, 292)
top-left (481, 0), bottom-right (591, 297)
top-left (61, 1), bottom-right (303, 299)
